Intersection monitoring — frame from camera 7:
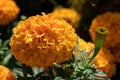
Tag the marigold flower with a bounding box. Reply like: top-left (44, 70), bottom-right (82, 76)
top-left (93, 48), bottom-right (116, 78)
top-left (89, 12), bottom-right (120, 62)
top-left (0, 65), bottom-right (16, 80)
top-left (0, 0), bottom-right (20, 25)
top-left (89, 12), bottom-right (120, 48)
top-left (9, 13), bottom-right (78, 67)
top-left (51, 8), bottom-right (80, 28)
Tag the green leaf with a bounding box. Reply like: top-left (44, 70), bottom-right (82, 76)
top-left (0, 39), bottom-right (2, 46)
top-left (54, 77), bottom-right (65, 80)
top-left (3, 53), bottom-right (12, 65)
top-left (74, 36), bottom-right (79, 51)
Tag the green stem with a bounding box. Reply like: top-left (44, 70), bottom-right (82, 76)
top-left (87, 27), bottom-right (108, 64)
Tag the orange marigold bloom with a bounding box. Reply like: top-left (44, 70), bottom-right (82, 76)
top-left (89, 12), bottom-right (120, 48)
top-left (0, 65), bottom-right (16, 80)
top-left (9, 13), bottom-right (78, 67)
top-left (89, 12), bottom-right (120, 62)
top-left (51, 8), bottom-right (80, 28)
top-left (0, 0), bottom-right (20, 25)
top-left (93, 48), bottom-right (116, 78)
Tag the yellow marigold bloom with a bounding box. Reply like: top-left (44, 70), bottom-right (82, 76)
top-left (51, 8), bottom-right (80, 28)
top-left (89, 12), bottom-right (120, 62)
top-left (89, 12), bottom-right (120, 48)
top-left (0, 65), bottom-right (16, 80)
top-left (9, 13), bottom-right (78, 67)
top-left (0, 0), bottom-right (20, 25)
top-left (93, 48), bottom-right (116, 78)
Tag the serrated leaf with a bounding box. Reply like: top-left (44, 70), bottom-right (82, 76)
top-left (32, 67), bottom-right (44, 75)
top-left (78, 48), bottom-right (86, 55)
top-left (0, 39), bottom-right (2, 46)
top-left (94, 70), bottom-right (107, 77)
top-left (13, 68), bottom-right (23, 77)
top-left (3, 39), bottom-right (9, 47)
top-left (54, 77), bottom-right (65, 80)
top-left (74, 36), bottom-right (79, 51)
top-left (88, 48), bottom-right (95, 56)
top-left (0, 51), bottom-right (4, 54)
top-left (3, 53), bottom-right (12, 65)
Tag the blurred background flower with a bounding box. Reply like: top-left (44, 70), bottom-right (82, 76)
top-left (51, 7), bottom-right (81, 29)
top-left (0, 65), bottom-right (17, 80)
top-left (0, 0), bottom-right (20, 26)
top-left (89, 12), bottom-right (120, 63)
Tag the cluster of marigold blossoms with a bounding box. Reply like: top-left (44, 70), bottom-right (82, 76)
top-left (0, 65), bottom-right (16, 80)
top-left (89, 12), bottom-right (120, 78)
top-left (9, 11), bottom-right (89, 68)
top-left (0, 0), bottom-right (118, 79)
top-left (9, 12), bottom-right (117, 78)
top-left (0, 0), bottom-right (20, 25)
